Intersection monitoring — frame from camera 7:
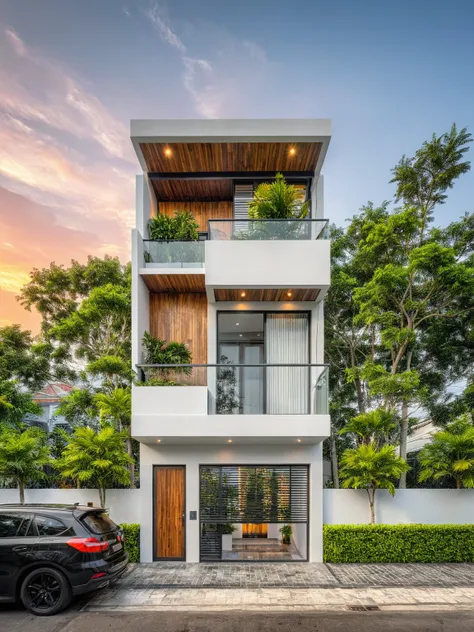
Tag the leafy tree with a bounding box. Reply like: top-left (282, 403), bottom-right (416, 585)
top-left (56, 426), bottom-right (132, 507)
top-left (418, 415), bottom-right (474, 489)
top-left (141, 331), bottom-right (192, 383)
top-left (0, 325), bottom-right (51, 389)
top-left (54, 387), bottom-right (99, 428)
top-left (339, 444), bottom-right (410, 524)
top-left (95, 388), bottom-right (135, 488)
top-left (0, 427), bottom-right (50, 503)
top-left (0, 381), bottom-right (41, 429)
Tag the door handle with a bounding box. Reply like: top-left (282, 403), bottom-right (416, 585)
top-left (182, 512), bottom-right (185, 526)
top-left (12, 545), bottom-right (27, 552)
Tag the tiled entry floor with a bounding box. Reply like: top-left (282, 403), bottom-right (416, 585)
top-left (115, 563), bottom-right (474, 589)
top-left (222, 538), bottom-right (304, 561)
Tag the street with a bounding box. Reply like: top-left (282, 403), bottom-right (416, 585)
top-left (2, 607), bottom-right (474, 632)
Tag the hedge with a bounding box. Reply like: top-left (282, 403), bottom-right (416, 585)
top-left (324, 524), bottom-right (474, 563)
top-left (120, 523), bottom-right (140, 563)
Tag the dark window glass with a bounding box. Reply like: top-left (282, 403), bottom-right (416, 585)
top-left (0, 513), bottom-right (24, 537)
top-left (82, 512), bottom-right (117, 534)
top-left (33, 515), bottom-right (74, 537)
top-left (17, 516), bottom-right (32, 536)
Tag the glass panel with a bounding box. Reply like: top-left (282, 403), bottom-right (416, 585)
top-left (0, 513), bottom-right (24, 537)
top-left (82, 512), bottom-right (118, 534)
top-left (208, 220), bottom-right (327, 241)
top-left (242, 346), bottom-right (264, 414)
top-left (314, 366), bottom-right (329, 415)
top-left (144, 241), bottom-right (204, 267)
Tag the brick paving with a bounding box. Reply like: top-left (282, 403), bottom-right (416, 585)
top-left (115, 562), bottom-right (474, 589)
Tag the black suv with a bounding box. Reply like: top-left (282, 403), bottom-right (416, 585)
top-left (0, 504), bottom-right (128, 615)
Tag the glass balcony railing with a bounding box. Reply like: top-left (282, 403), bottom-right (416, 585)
top-left (207, 219), bottom-right (328, 241)
top-left (136, 363), bottom-right (329, 415)
top-left (143, 240), bottom-right (205, 268)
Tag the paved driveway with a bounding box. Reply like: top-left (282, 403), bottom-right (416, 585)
top-left (114, 562), bottom-right (474, 589)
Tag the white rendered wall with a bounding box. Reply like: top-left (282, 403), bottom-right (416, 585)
top-left (131, 229), bottom-right (150, 371)
top-left (135, 174), bottom-right (157, 237)
top-left (0, 488), bottom-right (139, 525)
top-left (323, 489), bottom-right (474, 525)
top-left (205, 240), bottom-right (330, 295)
top-left (139, 443), bottom-right (324, 563)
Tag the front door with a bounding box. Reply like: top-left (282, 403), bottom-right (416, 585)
top-left (154, 466), bottom-right (185, 560)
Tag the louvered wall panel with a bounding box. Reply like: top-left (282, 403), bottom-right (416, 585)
top-left (233, 183), bottom-right (254, 220)
top-left (199, 465), bottom-right (309, 524)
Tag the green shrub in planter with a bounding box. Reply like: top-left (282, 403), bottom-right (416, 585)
top-left (324, 524), bottom-right (474, 563)
top-left (120, 523), bottom-right (140, 563)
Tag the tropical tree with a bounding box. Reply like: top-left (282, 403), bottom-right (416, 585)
top-left (56, 426), bottom-right (132, 507)
top-left (418, 415), bottom-right (474, 489)
top-left (248, 173), bottom-right (308, 219)
top-left (95, 388), bottom-right (135, 488)
top-left (0, 427), bottom-right (50, 503)
top-left (339, 444), bottom-right (410, 524)
top-left (339, 409), bottom-right (397, 447)
top-left (141, 331), bottom-right (192, 383)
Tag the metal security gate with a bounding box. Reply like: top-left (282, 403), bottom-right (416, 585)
top-left (199, 465), bottom-right (309, 561)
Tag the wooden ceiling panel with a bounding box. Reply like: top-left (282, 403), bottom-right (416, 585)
top-left (142, 273), bottom-right (206, 293)
top-left (152, 179), bottom-right (233, 202)
top-left (214, 288), bottom-right (320, 302)
top-left (158, 202), bottom-right (232, 232)
top-left (141, 142), bottom-right (322, 173)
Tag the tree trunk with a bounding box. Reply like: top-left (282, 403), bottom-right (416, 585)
top-left (399, 400), bottom-right (409, 488)
top-left (367, 488), bottom-right (376, 524)
top-left (99, 487), bottom-right (106, 508)
top-left (330, 429), bottom-right (339, 489)
top-left (19, 480), bottom-right (25, 505)
top-left (350, 348), bottom-right (366, 413)
top-left (127, 436), bottom-right (135, 489)
top-left (456, 479), bottom-right (462, 490)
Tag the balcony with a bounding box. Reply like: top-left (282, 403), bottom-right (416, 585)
top-left (139, 239), bottom-right (206, 293)
top-left (205, 219), bottom-right (330, 302)
top-left (132, 364), bottom-right (330, 444)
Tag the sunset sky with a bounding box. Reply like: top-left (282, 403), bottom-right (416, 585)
top-left (0, 0), bottom-right (473, 333)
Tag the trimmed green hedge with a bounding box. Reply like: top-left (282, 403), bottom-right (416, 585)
top-left (324, 524), bottom-right (474, 563)
top-left (120, 523), bottom-right (140, 563)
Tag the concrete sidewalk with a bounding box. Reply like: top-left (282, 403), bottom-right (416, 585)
top-left (83, 563), bottom-right (474, 613)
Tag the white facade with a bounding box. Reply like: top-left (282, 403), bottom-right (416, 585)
top-left (130, 119), bottom-right (331, 563)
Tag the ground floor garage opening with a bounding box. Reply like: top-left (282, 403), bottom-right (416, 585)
top-left (199, 465), bottom-right (309, 561)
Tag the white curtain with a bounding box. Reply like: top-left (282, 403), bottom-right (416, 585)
top-left (266, 314), bottom-right (309, 414)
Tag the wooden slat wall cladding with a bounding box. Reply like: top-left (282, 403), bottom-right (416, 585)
top-left (141, 142), bottom-right (322, 173)
top-left (214, 288), bottom-right (320, 302)
top-left (242, 523), bottom-right (268, 538)
top-left (150, 292), bottom-right (208, 370)
top-left (142, 273), bottom-right (206, 293)
top-left (155, 467), bottom-right (185, 559)
top-left (159, 202), bottom-right (233, 232)
top-left (152, 178), bottom-right (233, 202)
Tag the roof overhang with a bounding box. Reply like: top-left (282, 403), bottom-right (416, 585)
top-left (130, 119), bottom-right (331, 178)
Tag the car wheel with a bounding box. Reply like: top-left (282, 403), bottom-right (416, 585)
top-left (20, 567), bottom-right (72, 616)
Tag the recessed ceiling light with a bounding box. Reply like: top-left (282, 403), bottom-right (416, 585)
top-left (157, 439), bottom-right (161, 443)
top-left (236, 322), bottom-right (239, 326)
top-left (289, 147), bottom-right (296, 156)
top-left (228, 439), bottom-right (233, 443)
top-left (241, 291), bottom-right (246, 298)
top-left (164, 147), bottom-right (172, 157)
top-left (239, 334), bottom-right (243, 337)
top-left (287, 291), bottom-right (293, 298)
top-left (297, 439), bottom-right (302, 443)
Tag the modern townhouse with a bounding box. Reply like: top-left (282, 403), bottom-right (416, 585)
top-left (130, 119), bottom-right (331, 563)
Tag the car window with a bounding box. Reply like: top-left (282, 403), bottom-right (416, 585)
top-left (0, 513), bottom-right (25, 537)
top-left (32, 515), bottom-right (75, 537)
top-left (17, 516), bottom-right (32, 536)
top-left (82, 512), bottom-right (118, 534)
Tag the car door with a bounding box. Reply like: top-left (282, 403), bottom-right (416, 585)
top-left (0, 512), bottom-right (36, 598)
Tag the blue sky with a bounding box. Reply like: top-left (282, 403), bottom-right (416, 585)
top-left (0, 0), bottom-right (473, 329)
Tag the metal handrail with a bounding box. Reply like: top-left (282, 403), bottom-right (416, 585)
top-left (137, 363), bottom-right (329, 368)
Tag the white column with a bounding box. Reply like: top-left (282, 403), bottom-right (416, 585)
top-left (309, 443), bottom-right (324, 562)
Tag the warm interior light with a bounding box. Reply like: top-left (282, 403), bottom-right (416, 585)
top-left (287, 291), bottom-right (293, 297)
top-left (289, 147), bottom-right (296, 156)
top-left (297, 439), bottom-right (302, 443)
top-left (236, 322), bottom-right (239, 326)
top-left (164, 147), bottom-right (172, 157)
top-left (241, 292), bottom-right (246, 298)
top-left (156, 439), bottom-right (161, 443)
top-left (239, 334), bottom-right (243, 337)
top-left (228, 439), bottom-right (233, 443)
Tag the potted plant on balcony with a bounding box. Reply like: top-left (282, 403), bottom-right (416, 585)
top-left (221, 523), bottom-right (236, 551)
top-left (141, 331), bottom-right (192, 384)
top-left (279, 524), bottom-right (292, 545)
top-left (147, 211), bottom-right (201, 268)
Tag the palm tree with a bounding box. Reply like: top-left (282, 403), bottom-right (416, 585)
top-left (339, 443), bottom-right (410, 524)
top-left (95, 388), bottom-right (135, 488)
top-left (339, 409), bottom-right (397, 447)
top-left (56, 426), bottom-right (132, 508)
top-left (0, 427), bottom-right (50, 503)
top-left (248, 173), bottom-right (309, 219)
top-left (418, 415), bottom-right (474, 489)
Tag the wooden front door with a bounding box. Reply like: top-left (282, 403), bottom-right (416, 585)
top-left (154, 466), bottom-right (185, 560)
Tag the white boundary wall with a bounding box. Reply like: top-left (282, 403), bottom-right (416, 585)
top-left (2, 489), bottom-right (474, 537)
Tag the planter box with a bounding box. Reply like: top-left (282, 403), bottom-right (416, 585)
top-left (222, 534), bottom-right (233, 551)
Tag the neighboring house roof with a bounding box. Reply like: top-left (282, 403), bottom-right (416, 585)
top-left (407, 418), bottom-right (437, 454)
top-left (33, 382), bottom-right (73, 404)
